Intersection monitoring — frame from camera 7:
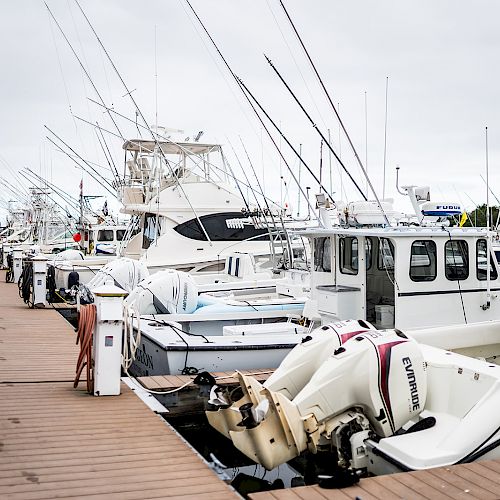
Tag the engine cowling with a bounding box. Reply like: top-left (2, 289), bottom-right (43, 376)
top-left (88, 257), bottom-right (149, 293)
top-left (125, 269), bottom-right (198, 315)
top-left (265, 319), bottom-right (377, 400)
top-left (295, 329), bottom-right (427, 437)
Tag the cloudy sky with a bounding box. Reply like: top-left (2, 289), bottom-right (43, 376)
top-left (1, 0), bottom-right (500, 222)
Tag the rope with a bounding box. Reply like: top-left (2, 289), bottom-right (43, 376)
top-left (74, 304), bottom-right (97, 393)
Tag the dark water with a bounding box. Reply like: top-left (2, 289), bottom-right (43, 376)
top-left (166, 414), bottom-right (303, 497)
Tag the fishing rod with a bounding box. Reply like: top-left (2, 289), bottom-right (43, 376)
top-left (73, 0), bottom-right (213, 246)
top-left (44, 127), bottom-right (117, 196)
top-left (226, 139), bottom-right (279, 261)
top-left (18, 170), bottom-right (86, 227)
top-left (45, 137), bottom-right (117, 200)
top-left (264, 55), bottom-right (370, 203)
top-left (183, 0), bottom-right (322, 226)
top-left (277, 0), bottom-right (390, 226)
top-left (25, 167), bottom-right (82, 207)
top-left (23, 168), bottom-right (97, 222)
top-left (240, 137), bottom-right (293, 263)
top-left (94, 125), bottom-right (119, 186)
top-left (22, 169), bottom-right (79, 215)
top-left (45, 125), bottom-right (115, 190)
top-left (238, 77), bottom-right (322, 226)
top-left (44, 1), bottom-right (124, 182)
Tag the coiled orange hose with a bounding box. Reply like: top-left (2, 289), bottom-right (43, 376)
top-left (74, 304), bottom-right (97, 394)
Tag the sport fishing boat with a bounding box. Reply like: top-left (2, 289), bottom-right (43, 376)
top-left (118, 137), bottom-right (297, 274)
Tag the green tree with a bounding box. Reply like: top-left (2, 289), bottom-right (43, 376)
top-left (450, 204), bottom-right (500, 227)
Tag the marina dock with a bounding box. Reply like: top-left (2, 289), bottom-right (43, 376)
top-left (0, 274), bottom-right (237, 499)
top-left (4, 273), bottom-right (500, 500)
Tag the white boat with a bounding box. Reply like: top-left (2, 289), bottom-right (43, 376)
top-left (50, 222), bottom-right (130, 289)
top-left (118, 138), bottom-right (300, 274)
top-left (117, 265), bottom-right (310, 377)
top-left (206, 322), bottom-right (500, 476)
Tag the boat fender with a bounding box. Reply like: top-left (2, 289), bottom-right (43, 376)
top-left (68, 271), bottom-right (80, 288)
top-left (404, 416), bottom-right (436, 434)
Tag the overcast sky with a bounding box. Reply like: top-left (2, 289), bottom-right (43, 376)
top-left (1, 0), bottom-right (500, 222)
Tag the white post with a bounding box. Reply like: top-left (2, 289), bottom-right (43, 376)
top-left (31, 254), bottom-right (48, 308)
top-left (92, 280), bottom-right (128, 396)
top-left (12, 247), bottom-right (23, 284)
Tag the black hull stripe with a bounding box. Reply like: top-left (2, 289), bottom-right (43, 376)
top-left (399, 287), bottom-right (500, 297)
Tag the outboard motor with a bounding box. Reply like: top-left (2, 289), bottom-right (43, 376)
top-left (67, 271), bottom-right (80, 289)
top-left (208, 330), bottom-right (427, 471)
top-left (52, 249), bottom-right (85, 261)
top-left (125, 269), bottom-right (198, 315)
top-left (87, 257), bottom-right (149, 293)
top-left (207, 319), bottom-right (377, 438)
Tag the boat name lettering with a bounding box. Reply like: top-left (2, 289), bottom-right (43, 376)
top-left (135, 347), bottom-right (154, 369)
top-left (436, 205), bottom-right (460, 210)
top-left (402, 356), bottom-right (420, 411)
top-left (182, 283), bottom-right (188, 311)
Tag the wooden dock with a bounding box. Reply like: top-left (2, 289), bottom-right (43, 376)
top-left (250, 460), bottom-right (500, 499)
top-left (136, 370), bottom-right (274, 417)
top-left (0, 274), bottom-right (237, 499)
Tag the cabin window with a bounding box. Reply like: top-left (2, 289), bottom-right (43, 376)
top-left (339, 236), bottom-right (358, 275)
top-left (445, 240), bottom-right (469, 280)
top-left (410, 240), bottom-right (436, 282)
top-left (378, 238), bottom-right (394, 271)
top-left (174, 212), bottom-right (268, 242)
top-left (97, 229), bottom-right (114, 242)
top-left (477, 239), bottom-right (498, 280)
top-left (314, 237), bottom-right (331, 273)
top-left (142, 212), bottom-right (161, 249)
top-left (116, 230), bottom-right (126, 241)
top-left (365, 238), bottom-right (373, 270)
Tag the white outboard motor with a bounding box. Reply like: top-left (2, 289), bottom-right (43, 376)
top-left (125, 269), bottom-right (198, 315)
top-left (265, 319), bottom-right (377, 400)
top-left (87, 258), bottom-right (149, 293)
top-left (208, 330), bottom-right (427, 471)
top-left (208, 319), bottom-right (377, 439)
top-left (52, 249), bottom-right (84, 261)
top-left (420, 202), bottom-right (461, 224)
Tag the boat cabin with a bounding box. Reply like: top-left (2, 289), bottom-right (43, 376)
top-left (299, 226), bottom-right (500, 330)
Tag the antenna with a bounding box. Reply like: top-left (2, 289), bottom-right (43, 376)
top-left (365, 90), bottom-right (368, 197)
top-left (383, 77), bottom-right (389, 199)
top-left (484, 126), bottom-right (491, 310)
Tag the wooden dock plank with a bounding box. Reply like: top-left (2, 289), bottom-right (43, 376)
top-left (0, 274), bottom-right (237, 499)
top-left (137, 367), bottom-right (274, 391)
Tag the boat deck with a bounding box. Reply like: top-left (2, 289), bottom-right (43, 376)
top-left (0, 274), bottom-right (237, 499)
